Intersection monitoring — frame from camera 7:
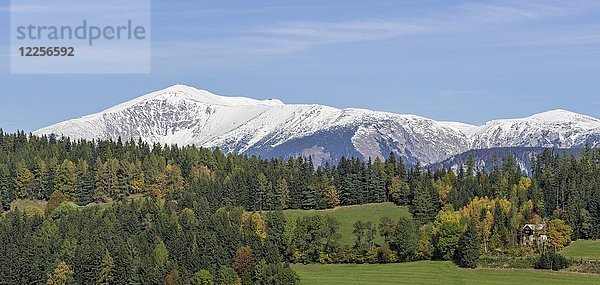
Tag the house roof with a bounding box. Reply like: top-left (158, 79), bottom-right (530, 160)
top-left (522, 224), bottom-right (544, 231)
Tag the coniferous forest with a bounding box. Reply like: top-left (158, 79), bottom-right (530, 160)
top-left (1, 130), bottom-right (599, 284)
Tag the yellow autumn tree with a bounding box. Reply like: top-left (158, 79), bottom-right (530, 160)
top-left (163, 164), bottom-right (184, 193)
top-left (547, 218), bottom-right (573, 250)
top-left (324, 185), bottom-right (340, 208)
top-left (46, 261), bottom-right (73, 285)
top-left (16, 163), bottom-right (34, 198)
top-left (433, 171), bottom-right (456, 203)
top-left (251, 212), bottom-right (267, 240)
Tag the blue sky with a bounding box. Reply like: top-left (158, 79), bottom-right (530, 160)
top-left (1, 0), bottom-right (600, 132)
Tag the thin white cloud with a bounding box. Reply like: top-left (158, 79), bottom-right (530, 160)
top-left (460, 0), bottom-right (597, 24)
top-left (154, 5), bottom-right (320, 19)
top-left (148, 0), bottom-right (600, 65)
top-left (184, 0), bottom-right (600, 57)
top-left (262, 20), bottom-right (435, 44)
top-left (150, 19), bottom-right (436, 60)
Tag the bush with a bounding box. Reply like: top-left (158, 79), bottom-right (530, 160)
top-left (368, 245), bottom-right (397, 263)
top-left (478, 256), bottom-right (537, 269)
top-left (258, 263), bottom-right (300, 285)
top-left (535, 250), bottom-right (569, 271)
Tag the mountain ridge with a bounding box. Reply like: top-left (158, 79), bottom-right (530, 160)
top-left (33, 85), bottom-right (600, 165)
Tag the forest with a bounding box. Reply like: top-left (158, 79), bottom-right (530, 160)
top-left (0, 130), bottom-right (598, 284)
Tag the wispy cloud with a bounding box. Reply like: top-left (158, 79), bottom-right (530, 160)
top-left (261, 19), bottom-right (435, 44)
top-left (447, 33), bottom-right (600, 50)
top-left (148, 0), bottom-right (600, 64)
top-left (151, 18), bottom-right (436, 61)
top-left (154, 5), bottom-right (320, 19)
top-left (460, 0), bottom-right (598, 24)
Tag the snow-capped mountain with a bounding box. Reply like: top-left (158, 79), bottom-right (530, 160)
top-left (469, 110), bottom-right (600, 149)
top-left (33, 85), bottom-right (600, 165)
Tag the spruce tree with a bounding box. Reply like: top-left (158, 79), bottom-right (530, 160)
top-left (411, 179), bottom-right (434, 225)
top-left (98, 249), bottom-right (115, 285)
top-left (453, 221), bottom-right (480, 268)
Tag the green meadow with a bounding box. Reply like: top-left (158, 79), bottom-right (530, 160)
top-left (283, 202), bottom-right (411, 245)
top-left (561, 240), bottom-right (600, 260)
top-left (292, 261), bottom-right (600, 285)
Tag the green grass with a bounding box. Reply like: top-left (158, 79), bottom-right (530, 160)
top-left (292, 261), bottom-right (600, 285)
top-left (283, 203), bottom-right (411, 246)
top-left (9, 199), bottom-right (47, 213)
top-left (562, 240), bottom-right (600, 260)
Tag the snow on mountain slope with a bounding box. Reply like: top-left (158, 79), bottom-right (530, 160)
top-left (470, 109), bottom-right (600, 149)
top-left (33, 85), bottom-right (600, 165)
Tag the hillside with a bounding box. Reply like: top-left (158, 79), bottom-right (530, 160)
top-left (561, 240), bottom-right (600, 260)
top-left (284, 203), bottom-right (411, 246)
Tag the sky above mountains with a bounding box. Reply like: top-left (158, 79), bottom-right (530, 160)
top-left (0, 0), bottom-right (599, 132)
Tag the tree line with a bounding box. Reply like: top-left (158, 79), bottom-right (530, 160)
top-left (2, 132), bottom-right (598, 235)
top-left (0, 131), bottom-right (598, 282)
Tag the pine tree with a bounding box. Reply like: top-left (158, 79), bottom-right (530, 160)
top-left (31, 157), bottom-right (47, 200)
top-left (300, 185), bottom-right (317, 210)
top-left (256, 172), bottom-right (269, 211)
top-left (0, 164), bottom-right (10, 211)
top-left (411, 178), bottom-right (434, 225)
top-left (453, 221), bottom-right (480, 268)
top-left (98, 249), bottom-right (114, 285)
top-left (274, 178), bottom-right (289, 210)
top-left (76, 160), bottom-right (94, 206)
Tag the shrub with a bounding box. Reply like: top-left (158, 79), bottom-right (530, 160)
top-left (535, 250), bottom-right (569, 271)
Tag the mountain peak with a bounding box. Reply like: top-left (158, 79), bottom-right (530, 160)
top-left (33, 85), bottom-right (600, 166)
top-left (528, 109), bottom-right (598, 122)
top-left (102, 84), bottom-right (285, 114)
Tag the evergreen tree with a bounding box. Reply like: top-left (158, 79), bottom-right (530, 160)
top-left (411, 178), bottom-right (435, 225)
top-left (76, 160), bottom-right (94, 206)
top-left (390, 215), bottom-right (417, 261)
top-left (453, 221), bottom-right (480, 269)
top-left (0, 164), bottom-right (11, 211)
top-left (98, 250), bottom-right (114, 285)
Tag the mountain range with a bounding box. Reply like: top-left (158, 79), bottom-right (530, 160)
top-left (33, 85), bottom-right (600, 167)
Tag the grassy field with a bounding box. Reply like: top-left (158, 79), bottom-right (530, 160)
top-left (562, 240), bottom-right (600, 260)
top-left (283, 203), bottom-right (411, 246)
top-left (292, 261), bottom-right (600, 285)
top-left (9, 199), bottom-right (47, 213)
